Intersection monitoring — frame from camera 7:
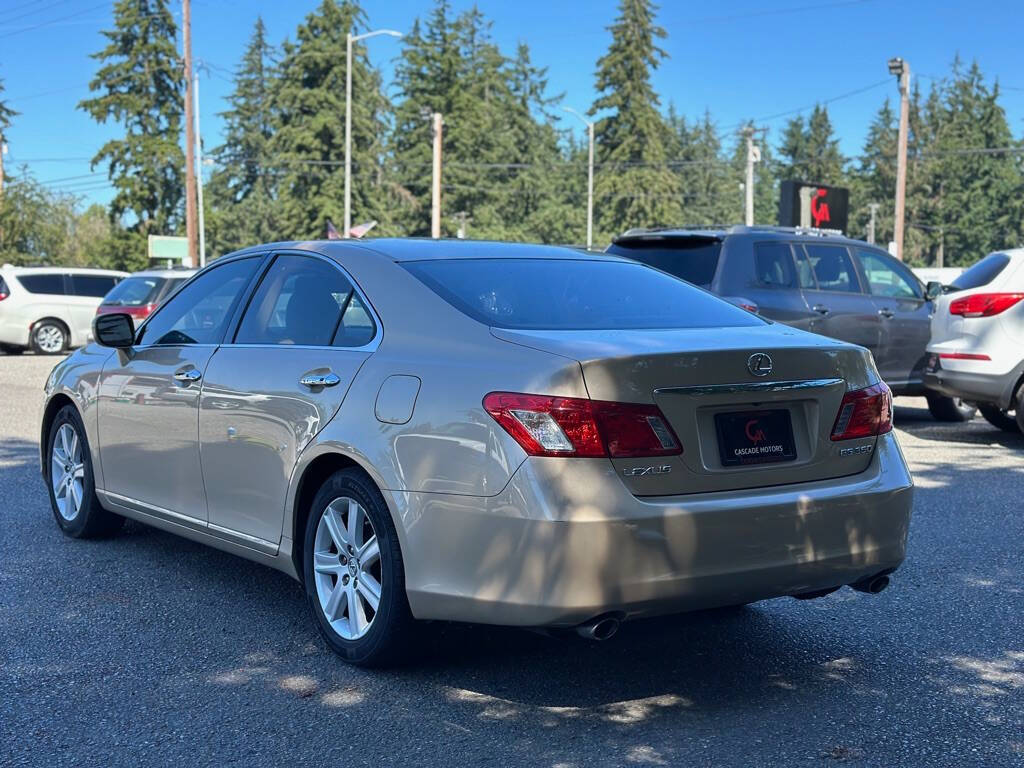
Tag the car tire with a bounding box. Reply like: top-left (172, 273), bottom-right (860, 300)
top-left (1016, 387), bottom-right (1024, 434)
top-left (978, 404), bottom-right (1020, 433)
top-left (0, 343), bottom-right (25, 355)
top-left (926, 394), bottom-right (977, 422)
top-left (303, 467), bottom-right (417, 667)
top-left (30, 320), bottom-right (69, 355)
top-left (46, 405), bottom-right (124, 538)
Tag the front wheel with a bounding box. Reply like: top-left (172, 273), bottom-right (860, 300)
top-left (31, 320), bottom-right (68, 355)
top-left (979, 404), bottom-right (1021, 433)
top-left (926, 394), bottom-right (977, 423)
top-left (303, 468), bottom-right (417, 666)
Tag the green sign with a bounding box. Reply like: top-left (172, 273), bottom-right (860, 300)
top-left (147, 235), bottom-right (189, 265)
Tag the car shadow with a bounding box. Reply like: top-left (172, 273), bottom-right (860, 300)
top-left (895, 402), bottom-right (1024, 448)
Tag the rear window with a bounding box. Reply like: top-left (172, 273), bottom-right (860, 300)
top-left (17, 274), bottom-right (66, 295)
top-left (403, 258), bottom-right (763, 331)
top-left (0, 276), bottom-right (8, 296)
top-left (952, 253), bottom-right (1010, 290)
top-left (102, 276), bottom-right (166, 306)
top-left (606, 238), bottom-right (722, 287)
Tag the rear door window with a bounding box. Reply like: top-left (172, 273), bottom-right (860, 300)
top-left (753, 243), bottom-right (796, 287)
top-left (18, 274), bottom-right (66, 295)
top-left (605, 238), bottom-right (722, 287)
top-left (802, 244), bottom-right (861, 293)
top-left (952, 252), bottom-right (1011, 290)
top-left (70, 274), bottom-right (120, 298)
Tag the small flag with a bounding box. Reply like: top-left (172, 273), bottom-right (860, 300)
top-left (349, 220), bottom-right (378, 239)
top-left (325, 218), bottom-right (342, 240)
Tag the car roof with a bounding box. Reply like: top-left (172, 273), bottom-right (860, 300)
top-left (234, 238), bottom-right (629, 264)
top-left (128, 268), bottom-right (198, 278)
top-left (0, 264), bottom-right (129, 276)
top-left (612, 225), bottom-right (875, 248)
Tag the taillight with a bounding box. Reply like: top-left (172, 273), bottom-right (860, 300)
top-left (831, 383), bottom-right (893, 441)
top-left (949, 293), bottom-right (1024, 317)
top-left (96, 303), bottom-right (156, 319)
top-left (483, 392), bottom-right (681, 459)
top-left (0, 291), bottom-right (7, 301)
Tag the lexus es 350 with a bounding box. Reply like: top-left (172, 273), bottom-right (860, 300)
top-left (41, 240), bottom-right (913, 665)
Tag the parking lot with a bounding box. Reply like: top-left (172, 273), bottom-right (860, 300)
top-left (1, 352), bottom-right (1021, 767)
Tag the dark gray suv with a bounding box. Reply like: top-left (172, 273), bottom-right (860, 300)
top-left (607, 225), bottom-right (973, 421)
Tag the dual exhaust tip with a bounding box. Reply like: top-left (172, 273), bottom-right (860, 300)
top-left (850, 573), bottom-right (891, 595)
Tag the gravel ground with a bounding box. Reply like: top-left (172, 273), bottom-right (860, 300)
top-left (1, 352), bottom-right (1022, 767)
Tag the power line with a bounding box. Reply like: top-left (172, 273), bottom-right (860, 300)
top-left (0, 2), bottom-right (108, 40)
top-left (0, 0), bottom-right (77, 26)
top-left (690, 0), bottom-right (876, 24)
top-left (720, 78), bottom-right (893, 132)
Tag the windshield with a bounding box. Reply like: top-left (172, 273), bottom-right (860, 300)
top-left (403, 258), bottom-right (763, 331)
top-left (605, 238), bottom-right (723, 287)
top-left (951, 252), bottom-right (1011, 290)
top-left (101, 276), bottom-right (165, 306)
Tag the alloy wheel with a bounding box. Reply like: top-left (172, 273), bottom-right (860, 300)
top-left (36, 325), bottom-right (65, 353)
top-left (312, 496), bottom-right (383, 640)
top-left (51, 423), bottom-right (85, 520)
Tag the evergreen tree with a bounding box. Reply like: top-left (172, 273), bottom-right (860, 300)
top-left (674, 111), bottom-right (734, 226)
top-left (591, 0), bottom-right (681, 240)
top-left (849, 98), bottom-right (897, 243)
top-left (270, 0), bottom-right (393, 241)
top-left (779, 105), bottom-right (844, 184)
top-left (207, 17), bottom-right (278, 253)
top-left (78, 0), bottom-right (183, 270)
top-left (727, 122), bottom-right (777, 226)
top-left (0, 74), bottom-right (16, 149)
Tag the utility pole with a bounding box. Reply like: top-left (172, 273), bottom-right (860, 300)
top-left (936, 228), bottom-right (944, 269)
top-left (889, 57), bottom-right (910, 261)
top-left (867, 202), bottom-right (879, 244)
top-left (182, 0), bottom-right (198, 267)
top-left (563, 107), bottom-right (594, 250)
top-left (344, 29), bottom-right (402, 238)
top-left (431, 112), bottom-right (443, 239)
top-left (193, 72), bottom-right (206, 267)
top-left (743, 126), bottom-right (761, 227)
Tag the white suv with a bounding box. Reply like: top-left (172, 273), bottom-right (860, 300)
top-left (0, 265), bottom-right (129, 355)
top-left (924, 249), bottom-right (1024, 432)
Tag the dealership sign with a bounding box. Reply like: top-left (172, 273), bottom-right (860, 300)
top-left (778, 181), bottom-right (849, 233)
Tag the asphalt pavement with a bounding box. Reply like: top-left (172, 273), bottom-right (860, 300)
top-left (1, 352), bottom-right (1022, 767)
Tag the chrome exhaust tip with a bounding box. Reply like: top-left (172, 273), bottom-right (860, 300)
top-left (850, 574), bottom-right (891, 594)
top-left (576, 616), bottom-right (621, 641)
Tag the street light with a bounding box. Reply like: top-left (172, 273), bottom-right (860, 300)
top-left (344, 28), bottom-right (402, 238)
top-left (563, 106), bottom-right (594, 250)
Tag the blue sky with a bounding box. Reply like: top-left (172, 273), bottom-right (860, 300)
top-left (2, 0), bottom-right (1023, 209)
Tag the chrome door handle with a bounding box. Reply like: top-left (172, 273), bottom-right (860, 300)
top-left (299, 372), bottom-right (341, 388)
top-left (812, 304), bottom-right (830, 315)
top-left (174, 368), bottom-right (202, 383)
top-left (878, 308), bottom-right (895, 319)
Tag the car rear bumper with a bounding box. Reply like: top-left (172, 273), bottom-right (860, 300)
top-left (399, 431), bottom-right (913, 627)
top-left (923, 357), bottom-right (1024, 410)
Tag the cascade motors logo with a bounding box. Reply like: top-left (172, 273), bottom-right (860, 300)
top-left (745, 419), bottom-right (766, 445)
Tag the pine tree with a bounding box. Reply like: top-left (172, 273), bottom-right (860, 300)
top-left (78, 0), bottom-right (183, 270)
top-left (674, 111), bottom-right (735, 226)
top-left (591, 0), bottom-right (681, 240)
top-left (0, 74), bottom-right (16, 148)
top-left (270, 0), bottom-right (393, 241)
top-left (207, 17), bottom-right (278, 253)
top-left (779, 106), bottom-right (844, 184)
top-left (850, 98), bottom-right (897, 243)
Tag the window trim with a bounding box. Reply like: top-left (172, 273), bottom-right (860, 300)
top-left (225, 249), bottom-right (382, 352)
top-left (796, 242), bottom-right (866, 295)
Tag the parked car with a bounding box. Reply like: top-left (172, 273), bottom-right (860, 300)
top-left (95, 267), bottom-right (196, 323)
top-left (924, 249), bottom-right (1024, 433)
top-left (41, 239), bottom-right (912, 665)
top-left (0, 264), bottom-right (128, 355)
top-left (606, 226), bottom-right (975, 422)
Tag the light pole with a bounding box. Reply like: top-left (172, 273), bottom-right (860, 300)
top-left (344, 28), bottom-right (402, 238)
top-left (888, 56), bottom-right (910, 260)
top-left (564, 107), bottom-right (594, 250)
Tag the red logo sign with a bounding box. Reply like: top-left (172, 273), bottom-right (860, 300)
top-left (745, 419), bottom-right (766, 444)
top-left (811, 188), bottom-right (830, 227)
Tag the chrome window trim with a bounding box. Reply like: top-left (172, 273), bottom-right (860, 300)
top-left (655, 377), bottom-right (844, 397)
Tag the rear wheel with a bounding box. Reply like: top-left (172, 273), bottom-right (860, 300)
top-left (303, 468), bottom-right (417, 666)
top-left (926, 394), bottom-right (976, 422)
top-left (46, 405), bottom-right (123, 537)
top-left (1016, 388), bottom-right (1024, 434)
top-left (978, 404), bottom-right (1020, 433)
top-left (30, 320), bottom-right (68, 355)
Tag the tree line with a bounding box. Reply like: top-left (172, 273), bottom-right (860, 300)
top-left (1, 0), bottom-right (1021, 271)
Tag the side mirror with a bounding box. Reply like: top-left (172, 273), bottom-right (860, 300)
top-left (92, 312), bottom-right (135, 349)
top-left (925, 281), bottom-right (943, 301)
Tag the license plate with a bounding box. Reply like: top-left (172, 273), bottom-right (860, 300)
top-left (715, 409), bottom-right (797, 466)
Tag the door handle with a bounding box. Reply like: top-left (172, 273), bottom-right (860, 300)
top-left (299, 372), bottom-right (341, 388)
top-left (877, 308), bottom-right (895, 319)
top-left (174, 368), bottom-right (202, 383)
top-left (812, 304), bottom-right (830, 315)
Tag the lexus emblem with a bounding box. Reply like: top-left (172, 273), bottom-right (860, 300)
top-left (747, 353), bottom-right (773, 377)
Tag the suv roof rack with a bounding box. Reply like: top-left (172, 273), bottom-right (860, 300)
top-left (617, 224), bottom-right (850, 240)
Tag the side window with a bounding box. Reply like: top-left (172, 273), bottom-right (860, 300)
top-left (138, 258), bottom-right (259, 346)
top-left (753, 243), bottom-right (796, 288)
top-left (333, 293), bottom-right (376, 347)
top-left (18, 274), bottom-right (66, 295)
top-left (803, 244), bottom-right (860, 293)
top-left (70, 274), bottom-right (119, 298)
top-left (235, 254), bottom-right (368, 347)
top-left (853, 249), bottom-right (920, 299)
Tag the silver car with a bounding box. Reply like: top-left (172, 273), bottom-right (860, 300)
top-left (41, 240), bottom-right (913, 665)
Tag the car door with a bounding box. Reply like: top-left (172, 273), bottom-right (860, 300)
top-left (199, 252), bottom-right (378, 546)
top-left (797, 242), bottom-right (882, 358)
top-left (66, 273), bottom-right (121, 344)
top-left (97, 257), bottom-right (263, 522)
top-left (745, 241), bottom-right (815, 329)
top-left (852, 247), bottom-right (932, 387)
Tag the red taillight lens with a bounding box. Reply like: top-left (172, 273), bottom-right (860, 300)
top-left (831, 382), bottom-right (893, 441)
top-left (483, 392), bottom-right (681, 459)
top-left (96, 303), bottom-right (156, 319)
top-left (0, 291), bottom-right (8, 301)
top-left (949, 293), bottom-right (1024, 317)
